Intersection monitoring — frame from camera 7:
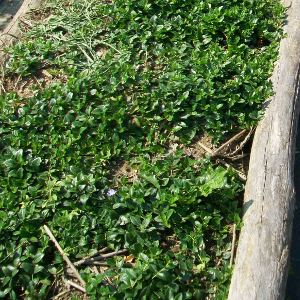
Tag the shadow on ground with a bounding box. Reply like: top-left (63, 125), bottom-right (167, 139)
top-left (0, 0), bottom-right (24, 31)
top-left (286, 119), bottom-right (300, 300)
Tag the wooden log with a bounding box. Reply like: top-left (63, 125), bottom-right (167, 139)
top-left (0, 0), bottom-right (42, 62)
top-left (228, 1), bottom-right (300, 299)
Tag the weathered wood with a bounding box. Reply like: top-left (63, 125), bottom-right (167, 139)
top-left (228, 1), bottom-right (300, 299)
top-left (0, 0), bottom-right (42, 62)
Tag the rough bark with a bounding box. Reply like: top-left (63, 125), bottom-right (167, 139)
top-left (228, 1), bottom-right (300, 299)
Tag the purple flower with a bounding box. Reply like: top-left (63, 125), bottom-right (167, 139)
top-left (107, 189), bottom-right (116, 197)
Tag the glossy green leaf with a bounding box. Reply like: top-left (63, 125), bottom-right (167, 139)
top-left (140, 173), bottom-right (160, 189)
top-left (20, 262), bottom-right (34, 274)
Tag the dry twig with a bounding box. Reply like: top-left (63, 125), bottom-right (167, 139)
top-left (43, 225), bottom-right (86, 287)
top-left (198, 141), bottom-right (214, 155)
top-left (78, 262), bottom-right (134, 267)
top-left (92, 266), bottom-right (100, 275)
top-left (84, 247), bottom-right (111, 259)
top-left (0, 83), bottom-right (6, 94)
top-left (51, 289), bottom-right (69, 300)
top-left (41, 69), bottom-right (53, 79)
top-left (13, 74), bottom-right (22, 92)
top-left (90, 266), bottom-right (109, 287)
top-left (198, 142), bottom-right (247, 181)
top-left (63, 278), bottom-right (86, 293)
top-left (33, 76), bottom-right (42, 89)
top-left (74, 249), bottom-right (129, 266)
top-left (228, 127), bottom-right (254, 157)
top-left (230, 153), bottom-right (249, 161)
top-left (218, 158), bottom-right (247, 181)
top-left (98, 267), bottom-right (110, 286)
top-left (19, 17), bottom-right (34, 28)
top-left (213, 129), bottom-right (247, 156)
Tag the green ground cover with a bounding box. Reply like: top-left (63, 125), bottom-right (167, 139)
top-left (0, 0), bottom-right (284, 299)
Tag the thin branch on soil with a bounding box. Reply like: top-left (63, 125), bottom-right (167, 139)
top-left (41, 69), bottom-right (53, 79)
top-left (213, 129), bottom-right (247, 156)
top-left (230, 153), bottom-right (249, 161)
top-left (19, 17), bottom-right (34, 28)
top-left (219, 158), bottom-right (247, 181)
top-left (198, 141), bottom-right (247, 181)
top-left (51, 289), bottom-right (70, 300)
top-left (100, 266), bottom-right (114, 285)
top-left (33, 76), bottom-right (42, 89)
top-left (76, 261), bottom-right (134, 267)
top-left (229, 224), bottom-right (237, 269)
top-left (74, 249), bottom-right (129, 266)
top-left (46, 271), bottom-right (60, 300)
top-left (0, 64), bottom-right (5, 86)
top-left (66, 266), bottom-right (108, 286)
top-left (198, 141), bottom-right (214, 155)
top-left (92, 266), bottom-right (100, 275)
top-left (20, 79), bottom-right (28, 93)
top-left (84, 247), bottom-right (111, 259)
top-left (63, 278), bottom-right (86, 293)
top-left (43, 225), bottom-right (86, 287)
top-left (91, 266), bottom-right (109, 287)
top-left (0, 83), bottom-right (6, 94)
top-left (98, 267), bottom-right (110, 286)
top-left (100, 274), bottom-right (109, 286)
top-left (229, 127), bottom-right (254, 157)
top-left (199, 128), bottom-right (252, 159)
top-left (13, 74), bottom-right (22, 92)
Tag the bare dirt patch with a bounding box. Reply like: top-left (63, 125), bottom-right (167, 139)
top-left (1, 68), bottom-right (68, 99)
top-left (109, 160), bottom-right (140, 183)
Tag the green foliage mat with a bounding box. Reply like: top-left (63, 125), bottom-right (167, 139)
top-left (0, 0), bottom-right (284, 299)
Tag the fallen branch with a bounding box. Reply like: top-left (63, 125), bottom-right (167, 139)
top-left (198, 141), bottom-right (214, 155)
top-left (230, 153), bottom-right (249, 161)
top-left (33, 76), bottom-right (42, 89)
top-left (74, 249), bottom-right (129, 266)
top-left (41, 69), bottom-right (53, 79)
top-left (99, 266), bottom-right (114, 285)
top-left (198, 142), bottom-right (247, 181)
top-left (219, 159), bottom-right (247, 181)
top-left (92, 266), bottom-right (99, 275)
top-left (66, 265), bottom-right (110, 287)
top-left (63, 278), bottom-right (86, 293)
top-left (43, 225), bottom-right (86, 287)
top-left (229, 224), bottom-right (237, 269)
top-left (19, 17), bottom-right (34, 28)
top-left (75, 262), bottom-right (134, 267)
top-left (229, 127), bottom-right (254, 157)
top-left (51, 289), bottom-right (69, 300)
top-left (0, 83), bottom-right (6, 94)
top-left (213, 129), bottom-right (247, 156)
top-left (13, 74), bottom-right (22, 92)
top-left (97, 266), bottom-right (109, 286)
top-left (84, 247), bottom-right (111, 259)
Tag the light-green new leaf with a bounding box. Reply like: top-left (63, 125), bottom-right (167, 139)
top-left (140, 172), bottom-right (160, 189)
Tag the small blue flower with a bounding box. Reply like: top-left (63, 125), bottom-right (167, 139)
top-left (107, 189), bottom-right (116, 197)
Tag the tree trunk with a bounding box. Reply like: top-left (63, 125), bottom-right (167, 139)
top-left (228, 1), bottom-right (300, 299)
